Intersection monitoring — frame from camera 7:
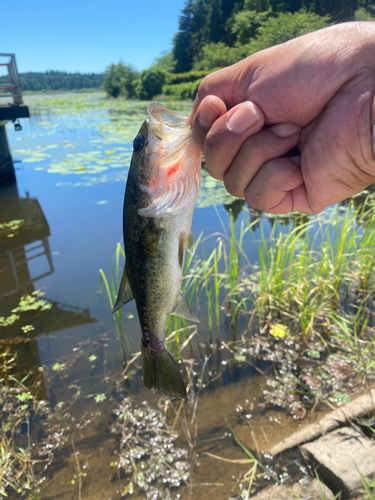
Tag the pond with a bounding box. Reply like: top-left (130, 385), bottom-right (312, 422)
top-left (1, 93), bottom-right (375, 500)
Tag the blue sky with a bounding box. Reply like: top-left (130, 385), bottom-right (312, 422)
top-left (1, 0), bottom-right (187, 74)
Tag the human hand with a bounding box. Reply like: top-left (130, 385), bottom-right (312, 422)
top-left (187, 22), bottom-right (375, 214)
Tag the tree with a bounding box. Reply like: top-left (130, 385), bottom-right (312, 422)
top-left (231, 8), bottom-right (273, 44)
top-left (193, 41), bottom-right (248, 70)
top-left (152, 51), bottom-right (176, 73)
top-left (103, 62), bottom-right (138, 98)
top-left (136, 67), bottom-right (167, 100)
top-left (248, 9), bottom-right (331, 53)
top-left (354, 5), bottom-right (375, 20)
top-left (173, 0), bottom-right (209, 72)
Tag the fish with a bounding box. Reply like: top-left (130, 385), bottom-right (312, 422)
top-left (113, 103), bottom-right (202, 399)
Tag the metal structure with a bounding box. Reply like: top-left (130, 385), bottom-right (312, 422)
top-left (0, 53), bottom-right (23, 104)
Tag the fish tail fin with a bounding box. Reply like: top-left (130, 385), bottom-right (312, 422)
top-left (141, 334), bottom-right (187, 400)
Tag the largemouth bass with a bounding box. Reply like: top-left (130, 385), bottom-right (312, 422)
top-left (113, 103), bottom-right (202, 399)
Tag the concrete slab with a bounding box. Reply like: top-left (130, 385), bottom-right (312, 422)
top-left (249, 478), bottom-right (334, 499)
top-left (301, 426), bottom-right (375, 499)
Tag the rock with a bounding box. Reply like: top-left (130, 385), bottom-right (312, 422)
top-left (268, 386), bottom-right (375, 456)
top-left (301, 426), bottom-right (375, 499)
top-left (250, 478), bottom-right (334, 499)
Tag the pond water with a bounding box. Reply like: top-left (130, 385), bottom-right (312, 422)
top-left (1, 93), bottom-right (373, 500)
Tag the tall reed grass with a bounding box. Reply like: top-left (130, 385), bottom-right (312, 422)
top-left (100, 200), bottom-right (375, 370)
top-left (99, 243), bottom-right (130, 363)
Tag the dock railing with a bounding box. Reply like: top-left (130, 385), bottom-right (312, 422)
top-left (0, 53), bottom-right (23, 105)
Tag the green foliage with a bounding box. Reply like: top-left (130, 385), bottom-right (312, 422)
top-left (152, 51), bottom-right (176, 73)
top-left (103, 62), bottom-right (138, 98)
top-left (135, 67), bottom-right (167, 100)
top-left (230, 7), bottom-right (273, 44)
top-left (354, 6), bottom-right (375, 20)
top-left (94, 394), bottom-right (106, 403)
top-left (173, 0), bottom-right (210, 73)
top-left (169, 70), bottom-right (211, 84)
top-left (0, 71), bottom-right (103, 93)
top-left (193, 41), bottom-right (248, 70)
top-left (162, 78), bottom-right (203, 100)
top-left (172, 0), bottom-right (360, 73)
top-left (162, 73), bottom-right (211, 99)
top-left (193, 9), bottom-right (330, 70)
top-left (247, 9), bottom-right (331, 52)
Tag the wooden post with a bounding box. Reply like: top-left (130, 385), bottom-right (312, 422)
top-left (0, 124), bottom-right (12, 165)
top-left (0, 124), bottom-right (15, 184)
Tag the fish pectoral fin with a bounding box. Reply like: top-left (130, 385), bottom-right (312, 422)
top-left (186, 230), bottom-right (195, 255)
top-left (141, 336), bottom-right (187, 399)
top-left (171, 293), bottom-right (200, 323)
top-left (112, 266), bottom-right (134, 313)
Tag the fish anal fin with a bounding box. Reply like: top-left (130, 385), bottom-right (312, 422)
top-left (171, 293), bottom-right (200, 323)
top-left (141, 335), bottom-right (187, 399)
top-left (186, 230), bottom-right (195, 255)
top-left (112, 266), bottom-right (134, 313)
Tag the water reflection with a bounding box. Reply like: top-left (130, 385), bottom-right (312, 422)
top-left (0, 173), bottom-right (53, 298)
top-left (0, 170), bottom-right (97, 398)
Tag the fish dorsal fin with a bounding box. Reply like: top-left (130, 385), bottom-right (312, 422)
top-left (186, 230), bottom-right (195, 255)
top-left (171, 293), bottom-right (200, 323)
top-left (112, 266), bottom-right (134, 313)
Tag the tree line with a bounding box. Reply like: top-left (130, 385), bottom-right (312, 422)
top-left (104, 0), bottom-right (375, 100)
top-left (0, 71), bottom-right (104, 92)
top-left (1, 1), bottom-right (372, 99)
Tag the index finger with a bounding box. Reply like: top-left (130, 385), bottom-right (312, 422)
top-left (188, 95), bottom-right (227, 152)
top-left (187, 66), bottom-right (240, 126)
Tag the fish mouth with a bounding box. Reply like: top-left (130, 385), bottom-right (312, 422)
top-left (137, 103), bottom-right (202, 218)
top-left (146, 103), bottom-right (189, 140)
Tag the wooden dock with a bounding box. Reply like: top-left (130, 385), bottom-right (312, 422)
top-left (0, 53), bottom-right (29, 182)
top-left (0, 102), bottom-right (29, 122)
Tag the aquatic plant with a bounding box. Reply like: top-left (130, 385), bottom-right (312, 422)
top-left (111, 399), bottom-right (189, 499)
top-left (0, 352), bottom-right (70, 498)
top-left (0, 291), bottom-right (52, 333)
top-left (100, 243), bottom-right (130, 363)
top-left (0, 219), bottom-right (25, 239)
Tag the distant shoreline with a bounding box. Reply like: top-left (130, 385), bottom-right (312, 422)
top-left (0, 88), bottom-right (104, 98)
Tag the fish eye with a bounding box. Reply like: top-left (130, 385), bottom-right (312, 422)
top-left (133, 134), bottom-right (145, 152)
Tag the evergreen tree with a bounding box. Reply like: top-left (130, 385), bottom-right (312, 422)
top-left (173, 0), bottom-right (209, 72)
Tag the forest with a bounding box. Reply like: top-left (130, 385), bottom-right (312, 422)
top-left (0, 70), bottom-right (103, 93)
top-left (104, 0), bottom-right (375, 100)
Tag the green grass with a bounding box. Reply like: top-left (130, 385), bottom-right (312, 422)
top-left (99, 242), bottom-right (130, 363)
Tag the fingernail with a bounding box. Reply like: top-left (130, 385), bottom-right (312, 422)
top-left (271, 123), bottom-right (301, 137)
top-left (228, 102), bottom-right (261, 134)
top-left (198, 98), bottom-right (221, 129)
